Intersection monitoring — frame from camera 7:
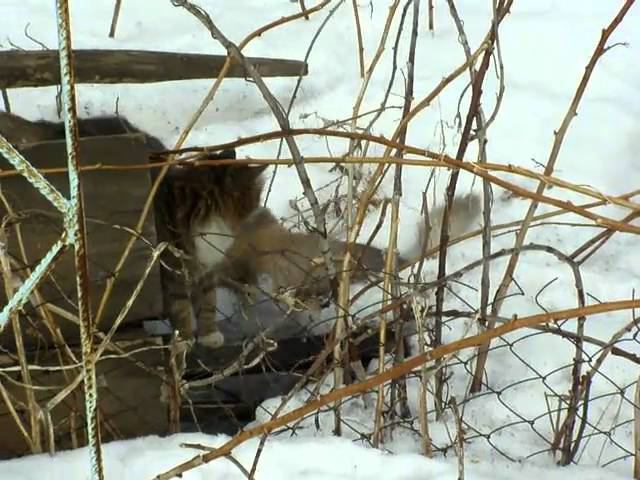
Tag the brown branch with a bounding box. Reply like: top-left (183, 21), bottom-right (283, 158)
top-left (570, 209), bottom-right (640, 264)
top-left (351, 0), bottom-right (365, 78)
top-left (434, 0), bottom-right (511, 407)
top-left (485, 0), bottom-right (636, 393)
top-left (553, 295), bottom-right (640, 461)
top-left (374, 0), bottom-right (421, 445)
top-left (5, 148), bottom-right (638, 235)
top-left (0, 230), bottom-right (42, 452)
top-left (7, 152), bottom-right (640, 213)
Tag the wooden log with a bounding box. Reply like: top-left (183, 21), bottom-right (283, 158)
top-left (0, 49), bottom-right (308, 88)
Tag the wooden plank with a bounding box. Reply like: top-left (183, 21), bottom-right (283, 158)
top-left (0, 134), bottom-right (162, 350)
top-left (0, 50), bottom-right (309, 88)
top-left (0, 334), bottom-right (166, 458)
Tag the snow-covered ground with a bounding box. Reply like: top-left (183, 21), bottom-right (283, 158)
top-left (1, 0), bottom-right (639, 479)
top-left (0, 432), bottom-right (629, 480)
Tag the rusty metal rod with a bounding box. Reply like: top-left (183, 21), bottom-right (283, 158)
top-left (0, 137), bottom-right (68, 213)
top-left (54, 0), bottom-right (104, 478)
top-left (0, 237), bottom-right (67, 330)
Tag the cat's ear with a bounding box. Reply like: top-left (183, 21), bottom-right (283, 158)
top-left (226, 163), bottom-right (267, 192)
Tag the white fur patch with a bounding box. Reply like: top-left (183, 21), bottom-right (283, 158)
top-left (193, 215), bottom-right (234, 271)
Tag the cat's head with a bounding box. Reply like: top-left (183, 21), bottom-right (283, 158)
top-left (170, 148), bottom-right (269, 229)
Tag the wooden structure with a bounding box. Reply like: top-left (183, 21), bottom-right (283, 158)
top-left (0, 134), bottom-right (162, 349)
top-left (0, 47), bottom-right (315, 458)
top-left (0, 48), bottom-right (409, 459)
top-left (0, 131), bottom-right (167, 456)
top-left (0, 332), bottom-right (166, 459)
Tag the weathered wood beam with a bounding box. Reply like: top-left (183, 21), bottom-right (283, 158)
top-left (0, 49), bottom-right (308, 88)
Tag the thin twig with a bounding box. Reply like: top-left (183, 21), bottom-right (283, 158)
top-left (412, 296), bottom-right (433, 456)
top-left (351, 0), bottom-right (365, 78)
top-left (449, 396), bottom-right (465, 480)
top-left (635, 374), bottom-right (640, 479)
top-left (1, 89), bottom-right (10, 112)
top-left (374, 0), bottom-right (420, 447)
top-left (108, 0), bottom-right (123, 38)
top-left (434, 0), bottom-right (511, 411)
top-left (483, 0), bottom-right (636, 401)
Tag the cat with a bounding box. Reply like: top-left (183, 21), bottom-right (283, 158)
top-left (1, 111), bottom-right (482, 350)
top-left (155, 159), bottom-right (480, 346)
top-left (151, 150), bottom-right (268, 348)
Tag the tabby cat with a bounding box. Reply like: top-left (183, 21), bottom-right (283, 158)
top-left (151, 150), bottom-right (268, 348)
top-left (1, 111), bottom-right (482, 350)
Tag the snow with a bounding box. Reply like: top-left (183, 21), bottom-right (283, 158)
top-left (1, 0), bottom-right (639, 479)
top-left (0, 432), bottom-right (627, 480)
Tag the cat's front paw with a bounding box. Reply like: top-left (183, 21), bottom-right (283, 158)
top-left (198, 331), bottom-right (225, 349)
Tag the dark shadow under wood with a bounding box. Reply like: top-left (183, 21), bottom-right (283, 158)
top-left (0, 332), bottom-right (166, 458)
top-left (180, 323), bottom-right (412, 434)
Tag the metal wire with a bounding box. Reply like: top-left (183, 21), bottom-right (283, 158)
top-left (0, 237), bottom-right (66, 329)
top-left (0, 123), bottom-right (71, 332)
top-left (0, 138), bottom-right (68, 213)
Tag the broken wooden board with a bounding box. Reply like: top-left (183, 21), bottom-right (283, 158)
top-left (0, 331), bottom-right (166, 459)
top-left (0, 50), bottom-right (308, 88)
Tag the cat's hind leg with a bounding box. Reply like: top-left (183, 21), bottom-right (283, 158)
top-left (195, 274), bottom-right (225, 349)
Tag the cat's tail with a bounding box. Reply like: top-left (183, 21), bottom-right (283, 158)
top-left (331, 192), bottom-right (481, 277)
top-left (415, 192), bottom-right (482, 253)
top-left (396, 192), bottom-right (481, 270)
